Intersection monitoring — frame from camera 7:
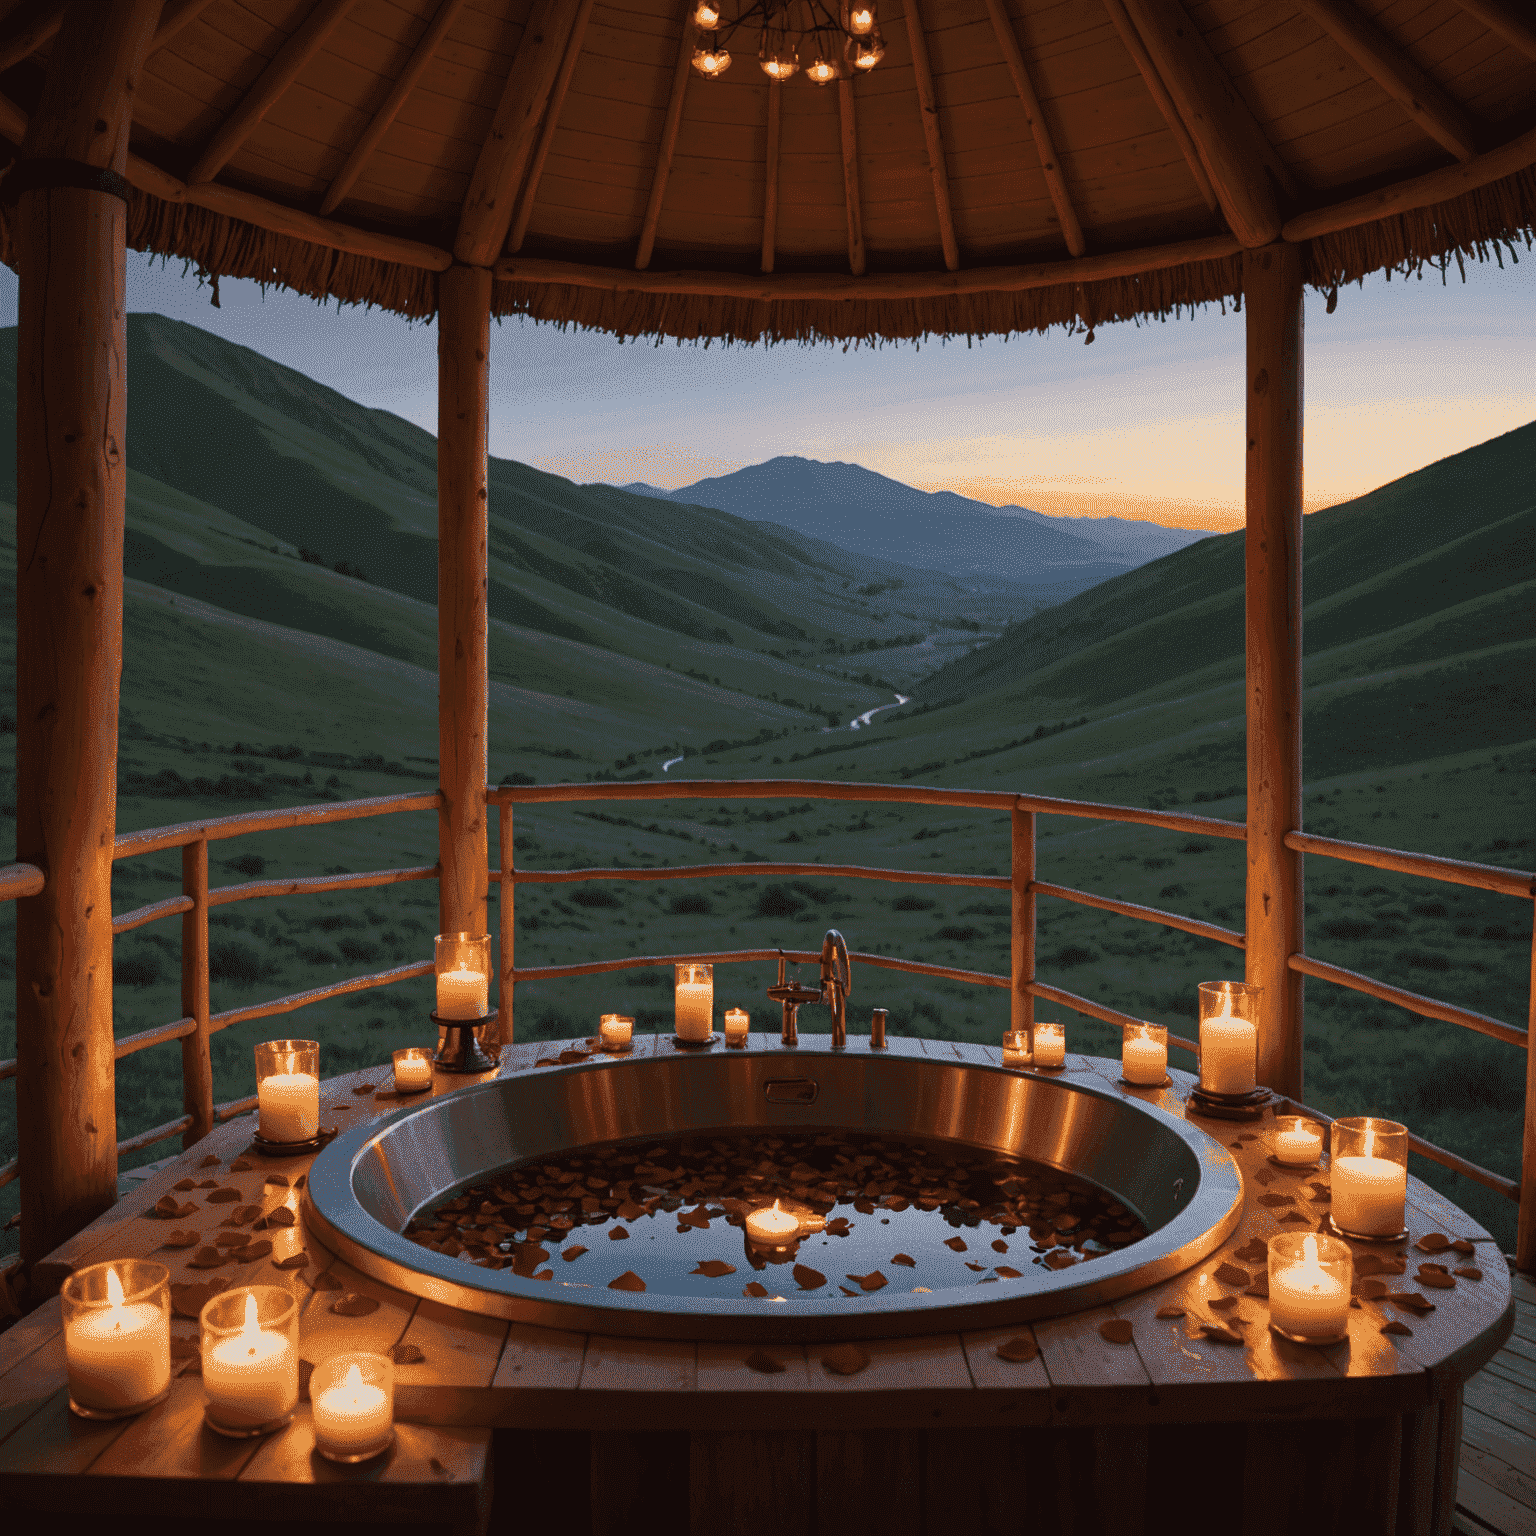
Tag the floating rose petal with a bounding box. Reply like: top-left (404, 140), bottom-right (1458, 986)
top-left (608, 1271), bottom-right (646, 1292)
top-left (691, 1260), bottom-right (737, 1278)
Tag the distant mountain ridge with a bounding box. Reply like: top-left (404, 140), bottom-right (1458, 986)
top-left (618, 456), bottom-right (1209, 595)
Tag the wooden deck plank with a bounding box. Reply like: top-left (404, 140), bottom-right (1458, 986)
top-left (1032, 1303), bottom-right (1153, 1423)
top-left (297, 1254), bottom-right (419, 1361)
top-left (695, 1338), bottom-right (814, 1393)
top-left (85, 1377), bottom-right (264, 1481)
top-left (1456, 1461), bottom-right (1536, 1536)
top-left (1466, 1369), bottom-right (1536, 1440)
top-left (1462, 1401), bottom-right (1536, 1478)
top-left (490, 1320), bottom-right (588, 1392)
top-left (1460, 1439), bottom-right (1536, 1518)
top-left (579, 1333), bottom-right (697, 1395)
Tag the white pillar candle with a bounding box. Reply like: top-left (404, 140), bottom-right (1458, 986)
top-left (1122, 1034), bottom-right (1167, 1084)
top-left (1200, 1016), bottom-right (1257, 1094)
top-left (675, 981), bottom-right (713, 1042)
top-left (436, 965), bottom-right (488, 1020)
top-left (745, 1200), bottom-right (800, 1245)
top-left (1002, 1030), bottom-right (1031, 1066)
top-left (1274, 1125), bottom-right (1323, 1166)
top-left (393, 1052), bottom-right (432, 1092)
top-left (723, 1009), bottom-right (749, 1045)
top-left (1270, 1235), bottom-right (1350, 1340)
top-left (204, 1293), bottom-right (298, 1429)
top-left (1033, 1023), bottom-right (1065, 1068)
top-left (257, 1071), bottom-right (319, 1142)
top-left (1332, 1155), bottom-right (1407, 1236)
top-left (600, 1015), bottom-right (633, 1050)
top-left (64, 1268), bottom-right (170, 1414)
top-left (313, 1362), bottom-right (393, 1460)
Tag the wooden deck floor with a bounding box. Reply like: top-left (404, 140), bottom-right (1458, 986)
top-left (1456, 1272), bottom-right (1536, 1536)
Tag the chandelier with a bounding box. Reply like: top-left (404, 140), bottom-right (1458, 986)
top-left (690, 0), bottom-right (885, 83)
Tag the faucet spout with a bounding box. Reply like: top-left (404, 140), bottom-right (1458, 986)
top-left (820, 930), bottom-right (851, 1049)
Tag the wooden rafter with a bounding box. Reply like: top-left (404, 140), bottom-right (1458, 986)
top-left (319, 0), bottom-right (470, 217)
top-left (1115, 0), bottom-right (1291, 248)
top-left (506, 0), bottom-right (597, 256)
top-left (904, 0), bottom-right (959, 272)
top-left (982, 0), bottom-right (1084, 257)
top-left (186, 0), bottom-right (357, 186)
top-left (760, 79), bottom-right (781, 275)
top-left (1456, 0), bottom-right (1536, 61)
top-left (838, 78), bottom-right (866, 277)
top-left (635, 11), bottom-right (695, 272)
top-left (1296, 0), bottom-right (1479, 162)
top-left (455, 0), bottom-right (583, 270)
top-left (0, 0), bottom-right (65, 76)
top-left (1100, 0), bottom-right (1217, 214)
top-left (149, 0), bottom-right (220, 54)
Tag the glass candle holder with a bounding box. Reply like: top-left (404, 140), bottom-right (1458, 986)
top-left (1272, 1114), bottom-right (1325, 1167)
top-left (254, 1039), bottom-right (319, 1144)
top-left (1197, 981), bottom-right (1261, 1096)
top-left (1268, 1231), bottom-right (1352, 1344)
top-left (310, 1351), bottom-right (395, 1463)
top-left (1329, 1117), bottom-right (1409, 1239)
top-left (599, 1013), bottom-right (634, 1052)
top-left (392, 1046), bottom-right (433, 1093)
top-left (62, 1260), bottom-right (172, 1420)
top-left (200, 1286), bottom-right (300, 1437)
top-left (435, 932), bottom-right (490, 1019)
top-left (1001, 1029), bottom-right (1031, 1067)
top-left (1032, 1021), bottom-right (1065, 1069)
top-left (675, 962), bottom-right (713, 1042)
top-left (1121, 1022), bottom-right (1168, 1085)
top-left (724, 1008), bottom-right (750, 1046)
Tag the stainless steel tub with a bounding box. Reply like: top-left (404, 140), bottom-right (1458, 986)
top-left (303, 1050), bottom-right (1243, 1341)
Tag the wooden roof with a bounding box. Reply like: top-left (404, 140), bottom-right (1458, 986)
top-left (4, 0), bottom-right (1535, 340)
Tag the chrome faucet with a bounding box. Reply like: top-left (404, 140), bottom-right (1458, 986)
top-left (819, 929), bottom-right (851, 1049)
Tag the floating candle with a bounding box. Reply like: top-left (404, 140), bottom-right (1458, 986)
top-left (392, 1048), bottom-right (432, 1093)
top-left (312, 1356), bottom-right (394, 1463)
top-left (1032, 1022), bottom-right (1065, 1068)
top-left (202, 1290), bottom-right (298, 1433)
top-left (724, 1008), bottom-right (749, 1046)
top-left (63, 1263), bottom-right (171, 1418)
top-left (745, 1200), bottom-right (800, 1245)
top-left (600, 1014), bottom-right (634, 1051)
top-left (675, 963), bottom-right (713, 1042)
top-left (1269, 1233), bottom-right (1351, 1341)
top-left (1122, 1025), bottom-right (1167, 1085)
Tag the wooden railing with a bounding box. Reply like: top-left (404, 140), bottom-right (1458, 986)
top-left (1, 780), bottom-right (1531, 1269)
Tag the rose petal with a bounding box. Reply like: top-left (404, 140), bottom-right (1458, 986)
top-left (995, 1266), bottom-right (1023, 1279)
top-left (160, 1230), bottom-right (200, 1249)
top-left (1155, 1305), bottom-right (1186, 1319)
top-left (1098, 1319), bottom-right (1134, 1344)
top-left (390, 1343), bottom-right (426, 1364)
top-left (188, 1246), bottom-right (227, 1269)
top-left (691, 1260), bottom-right (737, 1278)
top-left (562, 1246), bottom-right (588, 1262)
top-left (745, 1349), bottom-right (786, 1374)
top-left (995, 1335), bottom-right (1038, 1362)
top-left (311, 1271), bottom-right (344, 1291)
top-left (331, 1294), bottom-right (381, 1316)
top-left (821, 1344), bottom-right (870, 1377)
top-left (743, 1282), bottom-right (770, 1298)
top-left (272, 1252), bottom-right (310, 1270)
top-left (890, 1254), bottom-right (916, 1267)
top-left (608, 1271), bottom-right (646, 1292)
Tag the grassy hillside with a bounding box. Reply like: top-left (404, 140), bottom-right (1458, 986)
top-left (0, 321), bottom-right (1529, 1260)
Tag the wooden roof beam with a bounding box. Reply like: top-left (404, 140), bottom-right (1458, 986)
top-left (760, 79), bottom-right (781, 275)
top-left (1455, 0), bottom-right (1536, 61)
top-left (1099, 0), bottom-right (1216, 214)
top-left (1115, 0), bottom-right (1291, 248)
top-left (634, 13), bottom-right (694, 271)
top-left (0, 1), bottom-right (65, 76)
top-left (1296, 0), bottom-right (1480, 162)
top-left (982, 0), bottom-right (1084, 257)
top-left (320, 0), bottom-right (469, 216)
top-left (456, 0), bottom-right (583, 270)
top-left (149, 0), bottom-right (220, 55)
top-left (904, 0), bottom-right (959, 272)
top-left (838, 77), bottom-right (866, 277)
top-left (186, 0), bottom-right (357, 186)
top-left (506, 0), bottom-right (596, 254)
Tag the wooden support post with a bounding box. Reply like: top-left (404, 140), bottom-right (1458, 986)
top-left (635, 12), bottom-right (694, 271)
top-left (498, 800), bottom-right (515, 1044)
top-left (1011, 807), bottom-right (1036, 1046)
top-left (13, 0), bottom-right (162, 1266)
top-left (437, 265), bottom-right (492, 946)
top-left (837, 78), bottom-right (865, 277)
top-left (760, 80), bottom-right (781, 275)
top-left (1243, 243), bottom-right (1305, 1101)
top-left (180, 837), bottom-right (213, 1148)
top-left (1518, 918), bottom-right (1536, 1272)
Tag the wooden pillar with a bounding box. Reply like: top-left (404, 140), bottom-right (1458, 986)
top-left (12, 0), bottom-right (162, 1266)
top-left (1243, 243), bottom-right (1305, 1100)
top-left (437, 264), bottom-right (492, 944)
top-left (1011, 806), bottom-right (1035, 1044)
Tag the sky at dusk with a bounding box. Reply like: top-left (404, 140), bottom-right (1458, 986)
top-left (1, 248), bottom-right (1531, 530)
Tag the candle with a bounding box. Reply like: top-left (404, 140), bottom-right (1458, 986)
top-left (724, 1008), bottom-right (749, 1046)
top-left (1200, 1011), bottom-right (1256, 1094)
top-left (675, 964), bottom-right (713, 1042)
top-left (1273, 1119), bottom-right (1323, 1166)
top-left (258, 1071), bottom-right (319, 1143)
top-left (745, 1200), bottom-right (800, 1245)
top-left (392, 1048), bottom-right (432, 1092)
top-left (436, 965), bottom-right (488, 1020)
top-left (1033, 1022), bottom-right (1065, 1068)
top-left (1333, 1154), bottom-right (1407, 1236)
top-left (203, 1292), bottom-right (298, 1431)
top-left (312, 1358), bottom-right (393, 1462)
top-left (600, 1014), bottom-right (633, 1051)
top-left (1122, 1027), bottom-right (1167, 1085)
top-left (63, 1266), bottom-right (171, 1416)
top-left (1001, 1029), bottom-right (1031, 1066)
top-left (1270, 1234), bottom-right (1351, 1341)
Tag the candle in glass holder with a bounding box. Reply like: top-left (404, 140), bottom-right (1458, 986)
top-left (675, 962), bottom-right (713, 1042)
top-left (1272, 1116), bottom-right (1324, 1166)
top-left (255, 1039), bottom-right (319, 1143)
top-left (1032, 1022), bottom-right (1065, 1068)
top-left (1197, 981), bottom-right (1259, 1095)
top-left (1121, 1023), bottom-right (1168, 1085)
top-left (1002, 1029), bottom-right (1031, 1067)
top-left (745, 1201), bottom-right (800, 1245)
top-left (724, 1008), bottom-right (749, 1046)
top-left (311, 1353), bottom-right (394, 1463)
top-left (63, 1261), bottom-right (172, 1419)
top-left (201, 1288), bottom-right (299, 1436)
top-left (435, 933), bottom-right (490, 1019)
top-left (600, 1014), bottom-right (634, 1051)
top-left (392, 1047), bottom-right (432, 1093)
top-left (1330, 1118), bottom-right (1408, 1237)
top-left (1268, 1232), bottom-right (1351, 1342)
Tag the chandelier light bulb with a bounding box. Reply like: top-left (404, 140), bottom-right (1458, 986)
top-left (850, 33), bottom-right (884, 70)
top-left (807, 56), bottom-right (838, 84)
top-left (692, 41), bottom-right (732, 76)
top-left (847, 3), bottom-right (876, 35)
top-left (760, 50), bottom-right (799, 80)
top-left (693, 0), bottom-right (722, 26)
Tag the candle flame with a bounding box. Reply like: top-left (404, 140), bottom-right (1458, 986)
top-left (1302, 1234), bottom-right (1318, 1265)
top-left (240, 1291), bottom-right (262, 1355)
top-left (105, 1266), bottom-right (125, 1309)
top-left (1363, 1126), bottom-right (1375, 1159)
top-left (343, 1362), bottom-right (366, 1403)
top-left (773, 1200), bottom-right (782, 1215)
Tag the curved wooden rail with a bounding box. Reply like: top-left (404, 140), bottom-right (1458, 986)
top-left (1285, 830), bottom-right (1535, 899)
top-left (505, 861), bottom-right (1011, 891)
top-left (0, 862), bottom-right (44, 901)
top-left (208, 959), bottom-right (433, 1034)
top-left (1030, 879), bottom-right (1245, 950)
top-left (209, 864), bottom-right (439, 908)
top-left (113, 894), bottom-right (194, 936)
top-left (114, 1017), bottom-right (198, 1061)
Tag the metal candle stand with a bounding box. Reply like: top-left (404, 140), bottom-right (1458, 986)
top-left (431, 1009), bottom-right (499, 1075)
top-left (1188, 1085), bottom-right (1274, 1122)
